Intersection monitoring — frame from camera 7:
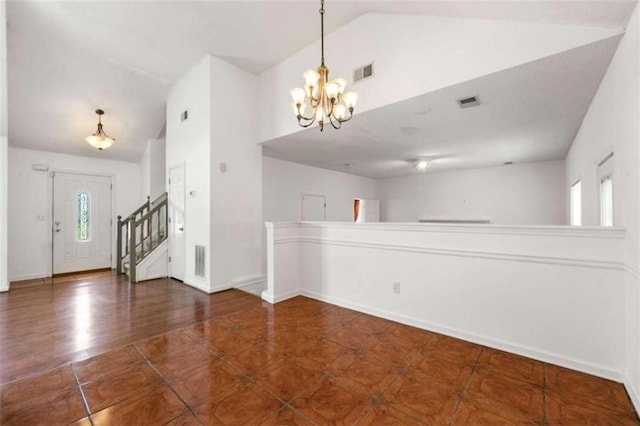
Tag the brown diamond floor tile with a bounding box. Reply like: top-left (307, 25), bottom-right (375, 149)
top-left (135, 330), bottom-right (197, 359)
top-left (69, 417), bottom-right (93, 426)
top-left (451, 397), bottom-right (536, 425)
top-left (546, 390), bottom-right (640, 426)
top-left (297, 337), bottom-right (355, 373)
top-left (0, 387), bottom-right (87, 425)
top-left (382, 323), bottom-right (435, 350)
top-left (361, 339), bottom-right (417, 368)
top-left (74, 345), bottom-right (145, 382)
top-left (0, 365), bottom-right (77, 409)
top-left (263, 326), bottom-right (318, 354)
top-left (546, 364), bottom-right (636, 416)
top-left (147, 342), bottom-right (218, 379)
top-left (91, 384), bottom-right (186, 425)
top-left (356, 403), bottom-right (424, 425)
top-left (169, 358), bottom-right (246, 408)
top-left (225, 341), bottom-right (289, 377)
top-left (477, 348), bottom-right (544, 386)
top-left (193, 381), bottom-right (282, 425)
top-left (382, 369), bottom-right (460, 424)
top-left (204, 329), bottom-right (260, 358)
top-left (261, 408), bottom-right (315, 425)
top-left (253, 356), bottom-right (324, 402)
top-left (291, 376), bottom-right (373, 425)
top-left (165, 411), bottom-right (204, 425)
top-left (333, 353), bottom-right (399, 397)
top-left (182, 318), bottom-right (237, 341)
top-left (81, 361), bottom-right (162, 413)
top-left (466, 369), bottom-right (543, 423)
top-left (324, 326), bottom-right (380, 351)
top-left (426, 334), bottom-right (483, 364)
top-left (348, 312), bottom-right (394, 335)
top-left (408, 349), bottom-right (474, 391)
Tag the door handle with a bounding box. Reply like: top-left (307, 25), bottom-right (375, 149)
top-left (54, 221), bottom-right (61, 233)
top-left (178, 226), bottom-right (184, 231)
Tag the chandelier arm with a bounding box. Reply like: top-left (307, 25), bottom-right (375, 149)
top-left (297, 116), bottom-right (317, 128)
top-left (327, 113), bottom-right (342, 130)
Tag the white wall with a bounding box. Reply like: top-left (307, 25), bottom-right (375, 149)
top-left (263, 156), bottom-right (377, 223)
top-left (167, 55), bottom-right (263, 293)
top-left (209, 56), bottom-right (262, 292)
top-left (166, 56), bottom-right (212, 291)
top-left (565, 4), bottom-right (640, 412)
top-left (7, 147), bottom-right (142, 281)
top-left (266, 222), bottom-right (626, 381)
top-left (257, 13), bottom-right (621, 143)
top-left (141, 138), bottom-right (167, 202)
top-left (0, 0), bottom-right (7, 291)
top-left (378, 160), bottom-right (565, 225)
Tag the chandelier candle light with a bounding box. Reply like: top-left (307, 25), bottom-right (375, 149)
top-left (86, 109), bottom-right (115, 150)
top-left (290, 0), bottom-right (358, 131)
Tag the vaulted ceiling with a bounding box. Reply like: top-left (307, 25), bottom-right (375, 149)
top-left (6, 1), bottom-right (638, 167)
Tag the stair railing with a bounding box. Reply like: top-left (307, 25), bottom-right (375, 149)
top-left (116, 192), bottom-right (168, 283)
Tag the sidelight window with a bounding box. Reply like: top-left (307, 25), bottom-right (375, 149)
top-left (77, 190), bottom-right (91, 241)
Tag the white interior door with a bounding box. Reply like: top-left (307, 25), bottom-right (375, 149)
top-left (301, 193), bottom-right (326, 221)
top-left (168, 165), bottom-right (185, 281)
top-left (52, 172), bottom-right (112, 274)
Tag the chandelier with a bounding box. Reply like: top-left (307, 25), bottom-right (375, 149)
top-left (86, 109), bottom-right (115, 150)
top-left (290, 0), bottom-right (358, 131)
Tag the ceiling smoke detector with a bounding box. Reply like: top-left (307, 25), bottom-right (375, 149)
top-left (456, 95), bottom-right (480, 109)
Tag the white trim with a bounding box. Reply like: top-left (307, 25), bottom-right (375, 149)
top-left (275, 236), bottom-right (624, 271)
top-left (296, 221), bottom-right (626, 239)
top-left (625, 263), bottom-right (640, 279)
top-left (182, 278), bottom-right (210, 294)
top-left (624, 377), bottom-right (640, 415)
top-left (262, 288), bottom-right (299, 304)
top-left (233, 275), bottom-right (266, 289)
top-left (8, 273), bottom-right (48, 282)
top-left (301, 289), bottom-right (624, 382)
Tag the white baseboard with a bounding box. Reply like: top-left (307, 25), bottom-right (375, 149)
top-left (9, 273), bottom-right (48, 282)
top-left (625, 376), bottom-right (640, 415)
top-left (0, 286), bottom-right (8, 292)
top-left (300, 289), bottom-right (624, 382)
top-left (182, 279), bottom-right (211, 294)
top-left (262, 288), bottom-right (300, 304)
top-left (233, 275), bottom-right (266, 289)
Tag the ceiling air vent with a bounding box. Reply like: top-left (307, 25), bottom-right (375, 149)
top-left (353, 63), bottom-right (374, 82)
top-left (457, 96), bottom-right (480, 109)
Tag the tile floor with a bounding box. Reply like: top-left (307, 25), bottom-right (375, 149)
top-left (1, 294), bottom-right (639, 425)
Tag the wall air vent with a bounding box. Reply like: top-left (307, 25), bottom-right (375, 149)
top-left (353, 63), bottom-right (374, 82)
top-left (195, 245), bottom-right (205, 277)
top-left (457, 96), bottom-right (480, 109)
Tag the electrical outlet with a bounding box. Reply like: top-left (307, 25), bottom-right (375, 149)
top-left (393, 282), bottom-right (400, 294)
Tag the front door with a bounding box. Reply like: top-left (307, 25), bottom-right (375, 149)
top-left (52, 172), bottom-right (112, 274)
top-left (168, 165), bottom-right (185, 281)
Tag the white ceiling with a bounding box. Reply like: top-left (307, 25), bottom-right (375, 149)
top-left (263, 35), bottom-right (622, 178)
top-left (6, 1), bottom-right (638, 163)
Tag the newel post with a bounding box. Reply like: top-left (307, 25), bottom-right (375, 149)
top-left (129, 214), bottom-right (137, 283)
top-left (116, 215), bottom-right (123, 274)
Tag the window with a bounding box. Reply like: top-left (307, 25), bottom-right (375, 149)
top-left (600, 175), bottom-right (613, 226)
top-left (77, 190), bottom-right (91, 241)
top-left (598, 152), bottom-right (614, 227)
top-left (570, 180), bottom-right (582, 226)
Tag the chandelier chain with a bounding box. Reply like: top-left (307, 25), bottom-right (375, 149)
top-left (320, 0), bottom-right (325, 66)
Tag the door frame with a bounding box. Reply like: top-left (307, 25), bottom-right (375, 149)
top-left (300, 192), bottom-right (326, 221)
top-left (167, 162), bottom-right (186, 281)
top-left (50, 170), bottom-right (115, 276)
